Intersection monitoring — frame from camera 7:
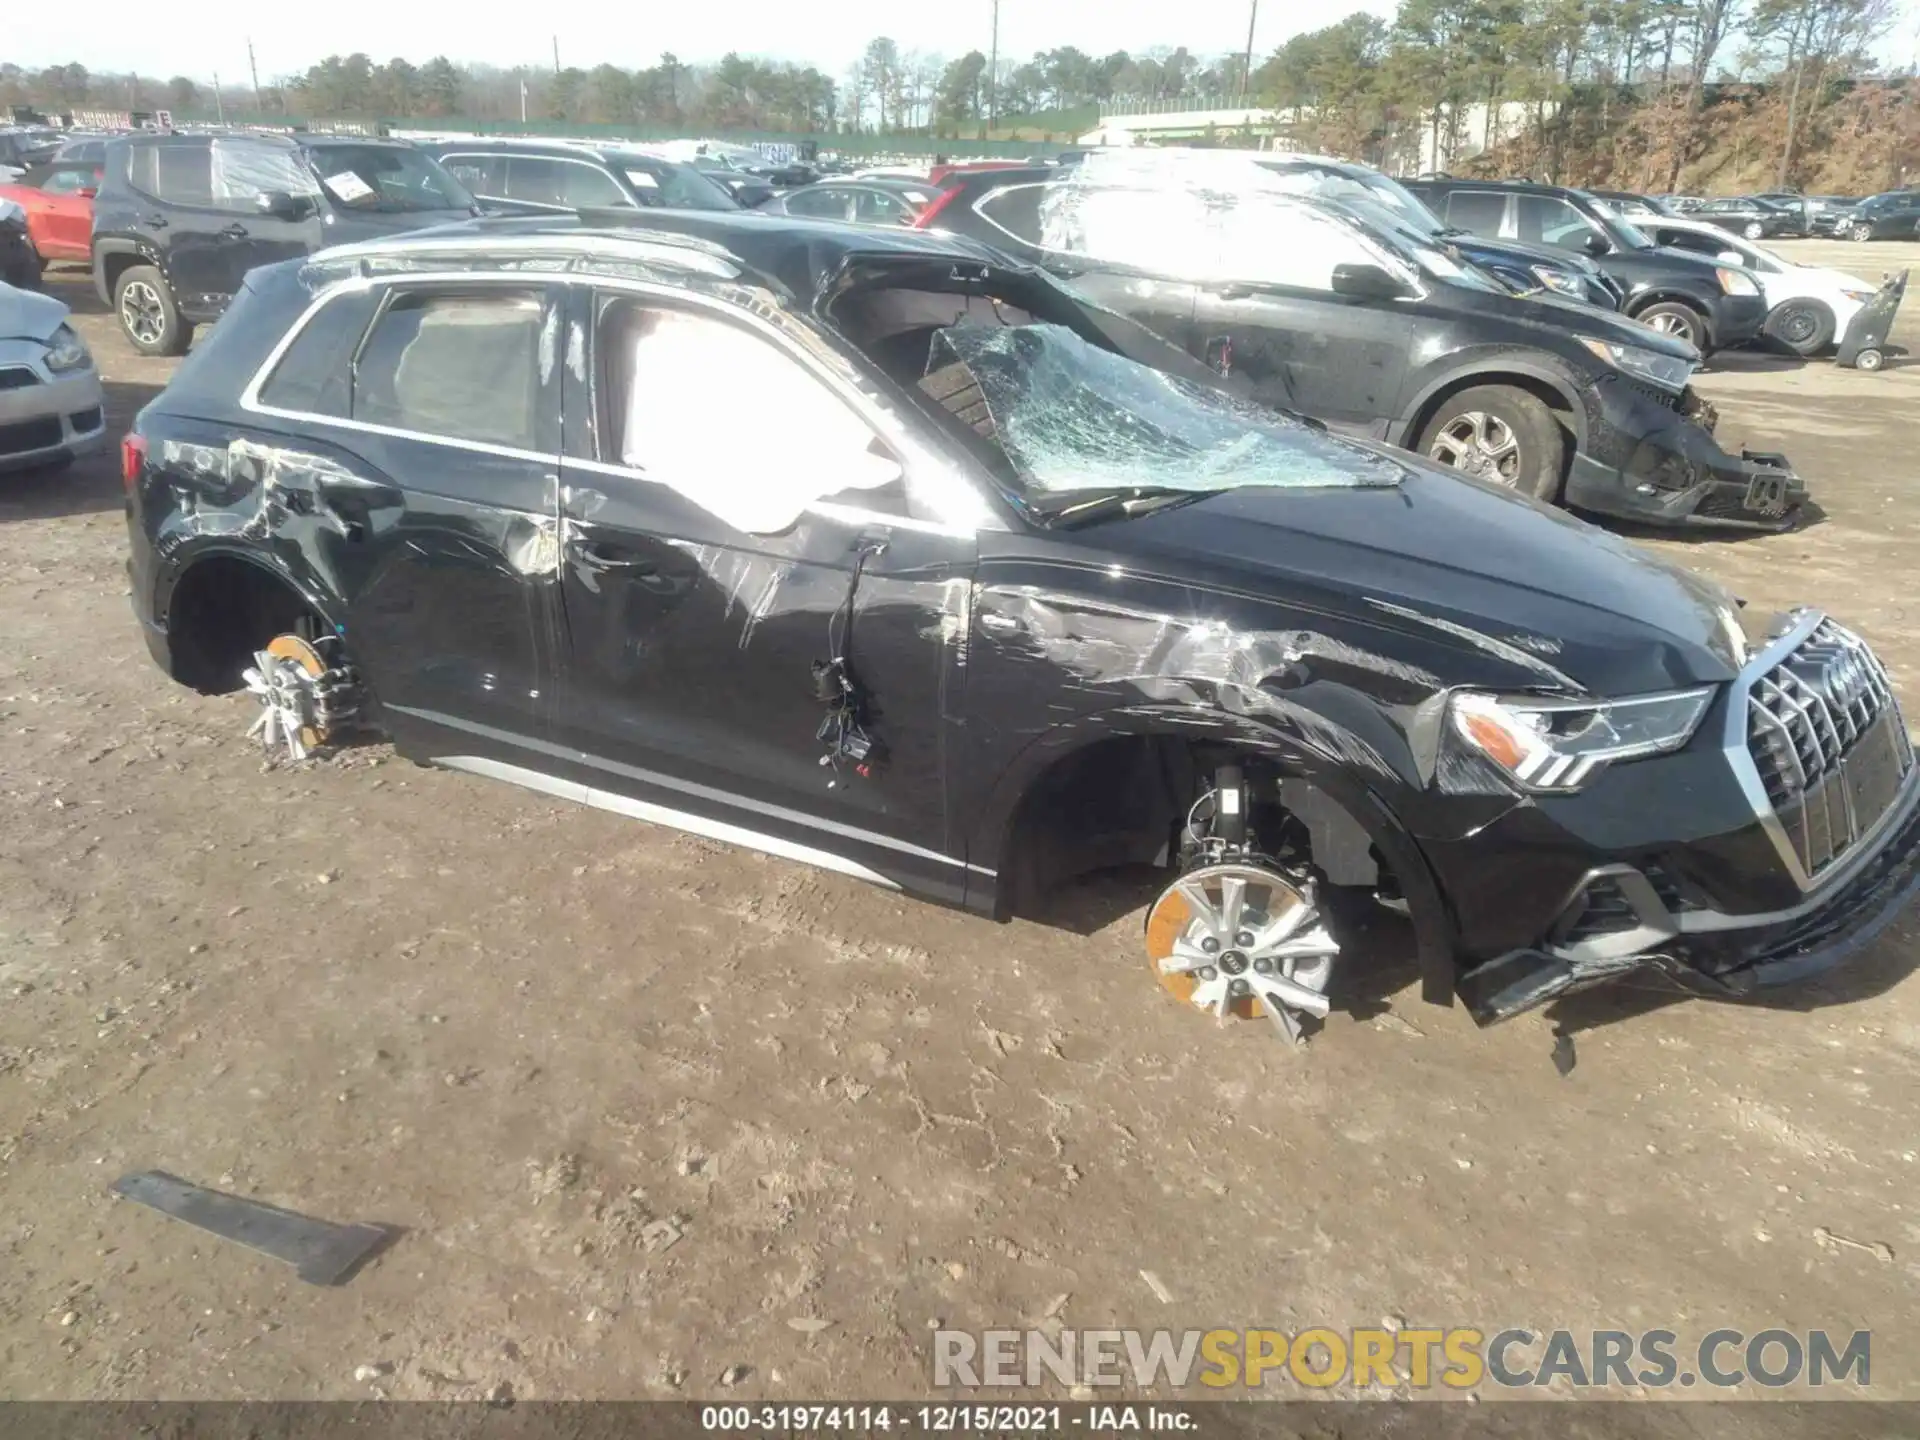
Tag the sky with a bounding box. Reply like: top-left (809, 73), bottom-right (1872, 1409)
top-left (10, 0), bottom-right (1400, 85)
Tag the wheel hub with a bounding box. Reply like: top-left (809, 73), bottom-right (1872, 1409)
top-left (1144, 861), bottom-right (1339, 1044)
top-left (240, 634), bottom-right (359, 764)
top-left (1428, 411), bottom-right (1520, 486)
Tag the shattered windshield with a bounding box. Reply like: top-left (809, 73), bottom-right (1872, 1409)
top-left (927, 323), bottom-right (1401, 500)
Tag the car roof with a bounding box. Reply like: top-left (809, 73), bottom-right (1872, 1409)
top-left (306, 213), bottom-right (1015, 302)
top-left (116, 130), bottom-right (412, 151)
top-left (427, 138), bottom-right (654, 162)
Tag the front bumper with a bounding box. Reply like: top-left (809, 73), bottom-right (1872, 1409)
top-left (1436, 612), bottom-right (1919, 1024)
top-left (0, 355), bottom-right (106, 474)
top-left (1563, 373), bottom-right (1805, 531)
top-left (1708, 291), bottom-right (1769, 349)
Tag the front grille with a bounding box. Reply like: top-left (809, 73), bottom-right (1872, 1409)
top-left (1745, 619), bottom-right (1914, 878)
top-left (0, 415), bottom-right (63, 455)
top-left (1627, 378), bottom-right (1684, 414)
top-left (0, 366), bottom-right (39, 391)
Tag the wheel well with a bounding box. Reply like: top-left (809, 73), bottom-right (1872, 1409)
top-left (163, 556), bottom-right (325, 694)
top-left (100, 250), bottom-right (148, 296)
top-left (1404, 372), bottom-right (1580, 463)
top-left (994, 735), bottom-right (1394, 920)
top-left (1626, 291), bottom-right (1709, 321)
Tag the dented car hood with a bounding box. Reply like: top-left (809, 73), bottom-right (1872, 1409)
top-left (1082, 458), bottom-right (1748, 698)
top-left (0, 282), bottom-right (71, 344)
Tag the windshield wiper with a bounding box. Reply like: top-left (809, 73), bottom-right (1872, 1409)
top-left (1033, 487), bottom-right (1217, 529)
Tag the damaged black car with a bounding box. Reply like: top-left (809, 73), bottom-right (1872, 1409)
top-left (123, 215), bottom-right (1919, 1046)
top-left (923, 151), bottom-right (1804, 532)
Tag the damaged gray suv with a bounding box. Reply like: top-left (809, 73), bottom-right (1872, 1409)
top-left (121, 215), bottom-right (1920, 1046)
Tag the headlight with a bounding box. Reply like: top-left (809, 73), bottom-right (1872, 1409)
top-left (43, 323), bottom-right (92, 374)
top-left (1577, 335), bottom-right (1696, 392)
top-left (1449, 688), bottom-right (1714, 793)
top-left (1716, 267), bottom-right (1760, 297)
top-left (1530, 265), bottom-right (1587, 299)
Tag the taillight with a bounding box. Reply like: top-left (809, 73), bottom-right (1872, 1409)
top-left (121, 433), bottom-right (148, 492)
top-left (912, 184), bottom-right (965, 231)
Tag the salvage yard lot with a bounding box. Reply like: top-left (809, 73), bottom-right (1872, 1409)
top-left (4, 240), bottom-right (1920, 1403)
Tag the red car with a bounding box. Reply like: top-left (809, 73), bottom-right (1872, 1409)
top-left (0, 160), bottom-right (102, 276)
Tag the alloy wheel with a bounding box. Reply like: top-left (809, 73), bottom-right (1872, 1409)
top-left (119, 281), bottom-right (166, 347)
top-left (1427, 411), bottom-right (1522, 485)
top-left (1144, 862), bottom-right (1339, 1044)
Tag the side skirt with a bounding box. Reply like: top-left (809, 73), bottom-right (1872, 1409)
top-left (434, 754), bottom-right (904, 891)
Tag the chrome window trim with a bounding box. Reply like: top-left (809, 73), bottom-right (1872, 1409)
top-left (1721, 606), bottom-right (1915, 893)
top-left (240, 270), bottom-right (561, 465)
top-left (239, 264), bottom-right (1000, 536)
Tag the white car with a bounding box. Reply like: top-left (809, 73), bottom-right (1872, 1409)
top-left (1635, 214), bottom-right (1882, 356)
top-left (0, 279), bottom-right (105, 474)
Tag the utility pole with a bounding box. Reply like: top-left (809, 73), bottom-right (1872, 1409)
top-left (986, 0), bottom-right (1000, 138)
top-left (213, 72), bottom-right (226, 124)
top-left (1241, 0), bottom-right (1259, 98)
top-left (552, 37), bottom-right (562, 77)
top-left (248, 39), bottom-right (263, 113)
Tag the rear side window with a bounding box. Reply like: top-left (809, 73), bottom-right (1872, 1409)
top-left (353, 288), bottom-right (550, 451)
top-left (854, 189), bottom-right (910, 224)
top-left (1211, 196), bottom-right (1379, 289)
top-left (784, 186), bottom-right (852, 220)
top-left (1515, 193), bottom-right (1598, 250)
top-left (128, 142), bottom-right (214, 206)
top-left (210, 139), bottom-right (319, 211)
top-left (1443, 190), bottom-right (1507, 234)
top-left (439, 153), bottom-right (506, 197)
top-left (256, 288), bottom-right (380, 417)
top-left (1037, 182), bottom-right (1209, 274)
top-left (502, 156), bottom-right (631, 210)
top-left (973, 182), bottom-right (1045, 248)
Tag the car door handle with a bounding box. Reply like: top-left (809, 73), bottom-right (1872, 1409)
top-left (141, 215), bottom-right (168, 229)
top-left (575, 543), bottom-right (656, 575)
top-left (220, 223), bottom-right (249, 239)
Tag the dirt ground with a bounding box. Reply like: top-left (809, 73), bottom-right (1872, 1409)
top-left (4, 241), bottom-right (1920, 1406)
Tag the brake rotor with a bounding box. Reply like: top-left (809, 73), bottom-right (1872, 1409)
top-left (241, 634), bottom-right (332, 763)
top-left (1145, 862), bottom-right (1340, 1043)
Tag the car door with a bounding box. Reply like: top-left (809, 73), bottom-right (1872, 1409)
top-left (250, 277), bottom-right (566, 752)
top-left (127, 140), bottom-right (228, 308)
top-left (1192, 194), bottom-right (1412, 436)
top-left (29, 164), bottom-right (97, 257)
top-left (552, 286), bottom-right (976, 899)
top-left (206, 136), bottom-right (324, 273)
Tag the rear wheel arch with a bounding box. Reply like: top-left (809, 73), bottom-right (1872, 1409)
top-left (94, 239), bottom-right (160, 298)
top-left (159, 549), bottom-right (343, 695)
